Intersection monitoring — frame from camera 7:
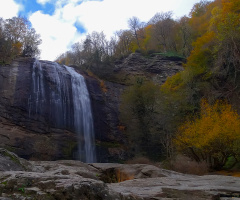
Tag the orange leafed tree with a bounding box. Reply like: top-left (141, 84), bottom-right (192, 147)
top-left (175, 99), bottom-right (240, 170)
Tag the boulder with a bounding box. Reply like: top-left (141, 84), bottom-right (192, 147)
top-left (0, 148), bottom-right (30, 171)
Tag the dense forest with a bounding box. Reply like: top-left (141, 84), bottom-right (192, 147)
top-left (1, 0), bottom-right (240, 171)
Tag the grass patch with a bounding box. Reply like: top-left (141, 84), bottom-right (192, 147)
top-left (96, 141), bottom-right (121, 148)
top-left (153, 52), bottom-right (186, 60)
top-left (1, 181), bottom-right (7, 185)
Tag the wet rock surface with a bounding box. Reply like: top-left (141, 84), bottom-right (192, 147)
top-left (83, 71), bottom-right (127, 163)
top-left (0, 149), bottom-right (239, 200)
top-left (0, 58), bottom-right (125, 162)
top-left (0, 58), bottom-right (80, 161)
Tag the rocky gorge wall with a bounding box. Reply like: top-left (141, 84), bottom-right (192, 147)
top-left (0, 57), bottom-right (125, 162)
top-left (0, 54), bottom-right (184, 162)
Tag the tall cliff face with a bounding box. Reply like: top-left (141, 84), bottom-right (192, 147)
top-left (84, 75), bottom-right (126, 162)
top-left (0, 54), bottom-right (183, 162)
top-left (0, 57), bottom-right (124, 162)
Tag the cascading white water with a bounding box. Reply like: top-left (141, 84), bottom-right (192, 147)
top-left (28, 60), bottom-right (45, 118)
top-left (28, 60), bottom-right (96, 163)
top-left (65, 67), bottom-right (96, 163)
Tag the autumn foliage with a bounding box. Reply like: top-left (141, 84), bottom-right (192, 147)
top-left (0, 17), bottom-right (41, 64)
top-left (175, 99), bottom-right (240, 170)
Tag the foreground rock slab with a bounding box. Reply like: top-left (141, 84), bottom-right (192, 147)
top-left (0, 149), bottom-right (240, 200)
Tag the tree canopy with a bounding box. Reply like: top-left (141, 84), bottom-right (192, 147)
top-left (0, 16), bottom-right (41, 64)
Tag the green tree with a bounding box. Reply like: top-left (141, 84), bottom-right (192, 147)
top-left (120, 78), bottom-right (160, 157)
top-left (128, 16), bottom-right (144, 50)
top-left (0, 16), bottom-right (41, 63)
top-left (115, 30), bottom-right (134, 56)
top-left (149, 12), bottom-right (176, 52)
top-left (4, 17), bottom-right (41, 58)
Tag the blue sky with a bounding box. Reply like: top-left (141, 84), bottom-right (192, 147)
top-left (17, 0), bottom-right (55, 16)
top-left (0, 0), bottom-right (201, 61)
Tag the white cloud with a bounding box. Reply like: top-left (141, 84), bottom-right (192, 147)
top-left (58, 0), bottom-right (199, 38)
top-left (29, 0), bottom-right (200, 60)
top-left (29, 11), bottom-right (81, 61)
top-left (0, 0), bottom-right (21, 19)
top-left (36, 0), bottom-right (53, 5)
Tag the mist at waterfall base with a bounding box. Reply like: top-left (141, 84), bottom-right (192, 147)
top-left (28, 60), bottom-right (96, 163)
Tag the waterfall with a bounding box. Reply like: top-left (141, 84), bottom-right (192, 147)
top-left (28, 60), bottom-right (96, 163)
top-left (28, 60), bottom-right (45, 118)
top-left (65, 66), bottom-right (96, 163)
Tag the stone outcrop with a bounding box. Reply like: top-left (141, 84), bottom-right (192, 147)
top-left (0, 148), bottom-right (31, 171)
top-left (114, 53), bottom-right (184, 84)
top-left (0, 149), bottom-right (239, 200)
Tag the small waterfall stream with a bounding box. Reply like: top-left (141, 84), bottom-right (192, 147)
top-left (28, 60), bottom-right (96, 163)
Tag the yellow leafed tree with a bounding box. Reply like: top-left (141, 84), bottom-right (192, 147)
top-left (175, 99), bottom-right (240, 170)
